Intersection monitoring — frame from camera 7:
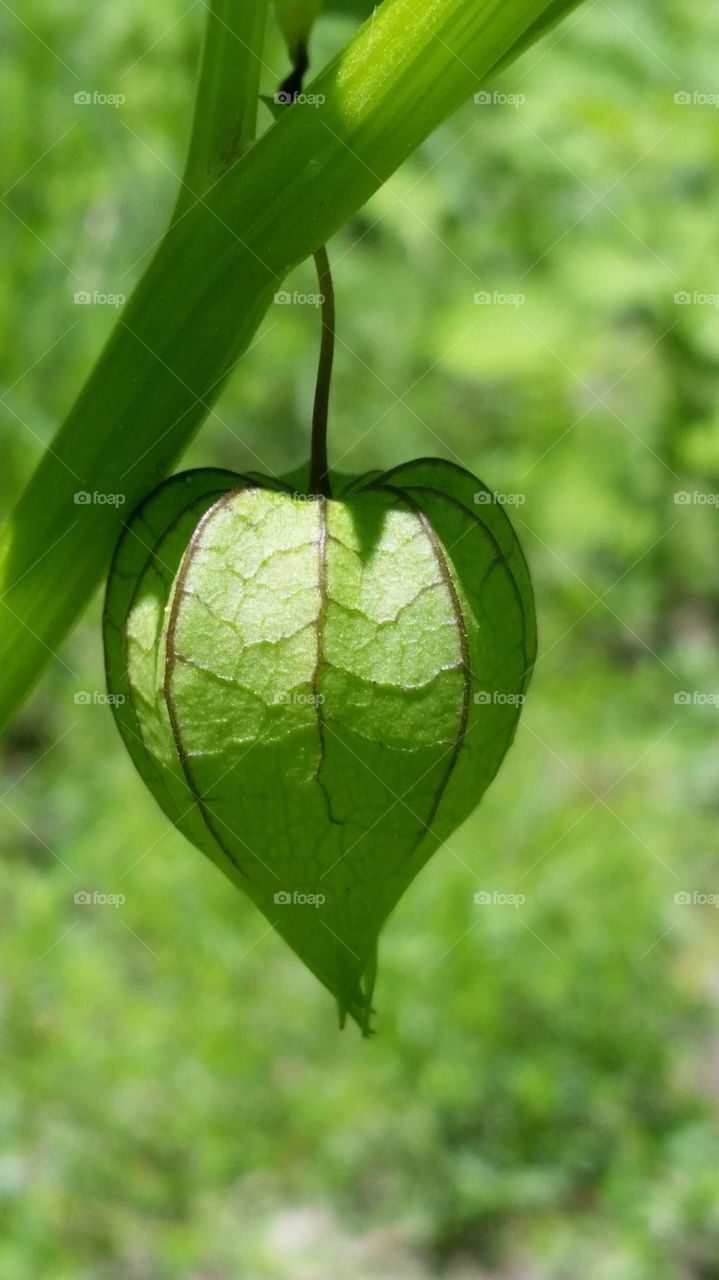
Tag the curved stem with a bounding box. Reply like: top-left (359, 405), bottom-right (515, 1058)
top-left (278, 40), bottom-right (309, 103)
top-left (310, 247), bottom-right (335, 498)
top-left (275, 38), bottom-right (334, 498)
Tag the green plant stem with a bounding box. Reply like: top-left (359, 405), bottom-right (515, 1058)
top-left (174, 0), bottom-right (268, 219)
top-left (0, 0), bottom-right (584, 729)
top-left (309, 247), bottom-right (335, 498)
top-left (279, 36), bottom-right (334, 498)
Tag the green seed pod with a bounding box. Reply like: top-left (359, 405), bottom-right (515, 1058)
top-left (104, 459), bottom-right (535, 1033)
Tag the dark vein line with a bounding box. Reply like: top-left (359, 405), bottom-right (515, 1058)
top-left (313, 497), bottom-right (343, 826)
top-left (359, 457), bottom-right (535, 682)
top-left (399, 483), bottom-right (533, 690)
top-left (324, 579), bottom-right (447, 628)
top-left (374, 485), bottom-right (471, 835)
top-left (163, 486), bottom-right (259, 875)
top-left (104, 475), bottom-right (239, 818)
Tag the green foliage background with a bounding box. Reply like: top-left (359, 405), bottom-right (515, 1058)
top-left (2, 1), bottom-right (719, 1276)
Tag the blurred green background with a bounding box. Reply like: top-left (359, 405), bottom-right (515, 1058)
top-left (2, 1), bottom-right (719, 1276)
